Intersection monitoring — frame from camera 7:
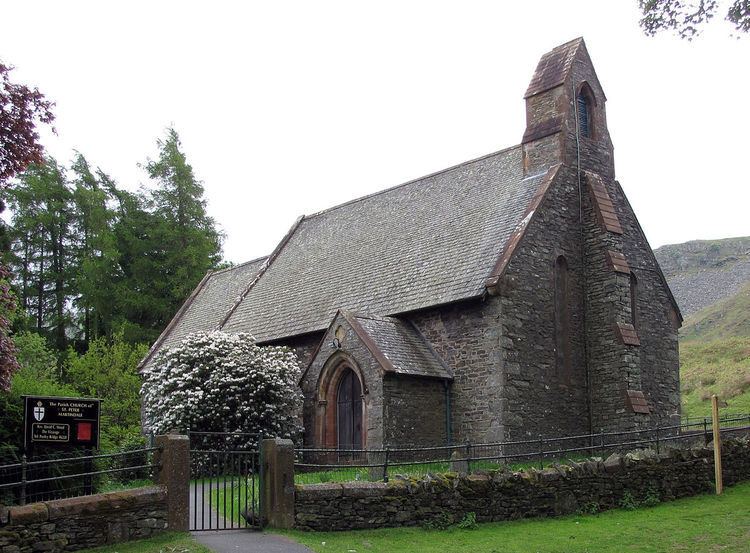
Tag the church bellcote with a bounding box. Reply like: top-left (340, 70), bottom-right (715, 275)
top-left (521, 38), bottom-right (614, 179)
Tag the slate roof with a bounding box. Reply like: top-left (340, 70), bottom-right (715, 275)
top-left (139, 257), bottom-right (267, 370)
top-left (351, 314), bottom-right (451, 380)
top-left (222, 145), bottom-right (548, 342)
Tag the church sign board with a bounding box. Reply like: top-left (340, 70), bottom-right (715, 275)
top-left (23, 396), bottom-right (101, 451)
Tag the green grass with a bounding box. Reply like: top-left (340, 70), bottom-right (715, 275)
top-left (680, 336), bottom-right (750, 418)
top-left (282, 480), bottom-right (750, 553)
top-left (97, 478), bottom-right (154, 494)
top-left (79, 532), bottom-right (211, 553)
top-left (209, 475), bottom-right (260, 525)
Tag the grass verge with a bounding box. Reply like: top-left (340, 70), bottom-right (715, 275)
top-left (79, 532), bottom-right (211, 553)
top-left (680, 337), bottom-right (750, 418)
top-left (282, 480), bottom-right (750, 553)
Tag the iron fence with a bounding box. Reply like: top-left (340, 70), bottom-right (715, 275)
top-left (188, 431), bottom-right (262, 531)
top-left (0, 446), bottom-right (161, 507)
top-left (294, 414), bottom-right (750, 484)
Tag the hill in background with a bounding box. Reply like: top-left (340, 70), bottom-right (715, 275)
top-left (654, 237), bottom-right (750, 418)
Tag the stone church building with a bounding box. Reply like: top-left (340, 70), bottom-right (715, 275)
top-left (140, 38), bottom-right (682, 449)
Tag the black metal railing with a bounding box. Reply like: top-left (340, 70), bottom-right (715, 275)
top-left (188, 431), bottom-right (262, 531)
top-left (0, 446), bottom-right (161, 506)
top-left (294, 414), bottom-right (750, 484)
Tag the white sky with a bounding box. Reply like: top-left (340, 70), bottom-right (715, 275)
top-left (2, 1), bottom-right (749, 264)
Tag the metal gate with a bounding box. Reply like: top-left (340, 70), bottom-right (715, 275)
top-left (189, 432), bottom-right (262, 531)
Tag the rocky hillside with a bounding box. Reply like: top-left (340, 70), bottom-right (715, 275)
top-left (654, 237), bottom-right (750, 318)
top-left (654, 237), bottom-right (750, 418)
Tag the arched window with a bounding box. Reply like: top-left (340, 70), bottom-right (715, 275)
top-left (576, 87), bottom-right (592, 138)
top-left (554, 256), bottom-right (572, 380)
top-left (336, 368), bottom-right (363, 450)
top-left (630, 272), bottom-right (639, 331)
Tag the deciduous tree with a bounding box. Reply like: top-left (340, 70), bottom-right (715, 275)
top-left (639, 0), bottom-right (750, 38)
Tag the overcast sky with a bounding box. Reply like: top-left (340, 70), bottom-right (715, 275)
top-left (3, 1), bottom-right (749, 264)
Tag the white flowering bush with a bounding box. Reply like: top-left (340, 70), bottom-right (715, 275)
top-left (141, 331), bottom-right (303, 448)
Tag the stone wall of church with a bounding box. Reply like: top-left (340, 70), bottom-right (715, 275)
top-left (607, 180), bottom-right (681, 424)
top-left (382, 375), bottom-right (447, 447)
top-left (495, 164), bottom-right (590, 440)
top-left (581, 173), bottom-right (645, 432)
top-left (409, 299), bottom-right (506, 445)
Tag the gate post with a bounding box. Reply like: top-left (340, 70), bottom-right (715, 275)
top-left (260, 438), bottom-right (295, 529)
top-left (155, 433), bottom-right (190, 531)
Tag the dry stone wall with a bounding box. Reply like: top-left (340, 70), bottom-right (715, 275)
top-left (294, 438), bottom-right (750, 531)
top-left (0, 486), bottom-right (167, 553)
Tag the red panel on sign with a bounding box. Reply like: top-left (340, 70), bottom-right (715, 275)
top-left (77, 422), bottom-right (92, 441)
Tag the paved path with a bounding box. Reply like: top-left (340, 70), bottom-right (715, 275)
top-left (192, 530), bottom-right (313, 553)
top-left (189, 484), bottom-right (312, 552)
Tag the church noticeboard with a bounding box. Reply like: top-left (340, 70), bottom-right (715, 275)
top-left (23, 396), bottom-right (101, 451)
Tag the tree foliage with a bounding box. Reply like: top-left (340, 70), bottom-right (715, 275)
top-left (65, 334), bottom-right (148, 447)
top-left (143, 127), bottom-right (223, 318)
top-left (0, 331), bottom-right (148, 458)
top-left (0, 332), bottom-right (76, 455)
top-left (141, 332), bottom-right (303, 448)
top-left (0, 265), bottom-right (19, 390)
top-left (639, 0), bottom-right (750, 38)
top-left (0, 60), bottom-right (54, 390)
top-left (0, 62), bottom-right (55, 185)
top-left (4, 128), bottom-right (224, 349)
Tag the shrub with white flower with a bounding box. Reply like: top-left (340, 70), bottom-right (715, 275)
top-left (141, 331), bottom-right (303, 448)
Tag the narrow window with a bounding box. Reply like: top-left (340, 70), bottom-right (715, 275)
top-left (576, 90), bottom-right (591, 138)
top-left (554, 256), bottom-right (572, 380)
top-left (630, 272), bottom-right (639, 331)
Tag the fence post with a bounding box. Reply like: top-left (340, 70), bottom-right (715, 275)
top-left (654, 423), bottom-right (660, 455)
top-left (383, 448), bottom-right (390, 483)
top-left (465, 443), bottom-right (472, 474)
top-left (260, 438), bottom-right (295, 529)
top-left (155, 433), bottom-right (190, 531)
top-left (538, 438), bottom-right (544, 469)
top-left (20, 454), bottom-right (27, 506)
top-left (711, 395), bottom-right (723, 495)
top-left (703, 418), bottom-right (709, 446)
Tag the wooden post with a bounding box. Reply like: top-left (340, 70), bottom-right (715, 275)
top-left (711, 395), bottom-right (723, 495)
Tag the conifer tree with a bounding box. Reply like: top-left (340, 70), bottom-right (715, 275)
top-left (143, 127), bottom-right (222, 324)
top-left (70, 154), bottom-right (119, 345)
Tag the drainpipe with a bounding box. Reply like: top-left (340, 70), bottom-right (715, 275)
top-left (444, 379), bottom-right (452, 445)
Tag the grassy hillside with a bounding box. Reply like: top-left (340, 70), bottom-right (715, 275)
top-left (680, 337), bottom-right (750, 418)
top-left (653, 237), bottom-right (750, 419)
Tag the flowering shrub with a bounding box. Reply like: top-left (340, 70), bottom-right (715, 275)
top-left (0, 265), bottom-right (19, 391)
top-left (141, 331), bottom-right (303, 448)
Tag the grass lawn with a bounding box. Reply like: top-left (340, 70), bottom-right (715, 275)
top-left (282, 480), bottom-right (750, 553)
top-left (680, 337), bottom-right (750, 418)
top-left (79, 532), bottom-right (211, 553)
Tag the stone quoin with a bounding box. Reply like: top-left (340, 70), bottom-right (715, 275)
top-left (140, 37), bottom-right (682, 447)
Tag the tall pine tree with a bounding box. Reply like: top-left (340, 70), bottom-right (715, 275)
top-left (5, 158), bottom-right (75, 354)
top-left (143, 127), bottom-right (222, 326)
top-left (70, 154), bottom-right (119, 345)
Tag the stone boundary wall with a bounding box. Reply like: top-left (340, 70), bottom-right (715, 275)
top-left (0, 486), bottom-right (168, 552)
top-left (294, 438), bottom-right (750, 531)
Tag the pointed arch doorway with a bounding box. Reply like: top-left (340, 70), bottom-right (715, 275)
top-left (317, 357), bottom-right (367, 451)
top-left (336, 368), bottom-right (363, 450)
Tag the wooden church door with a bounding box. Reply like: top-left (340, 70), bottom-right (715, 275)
top-left (336, 368), bottom-right (363, 449)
